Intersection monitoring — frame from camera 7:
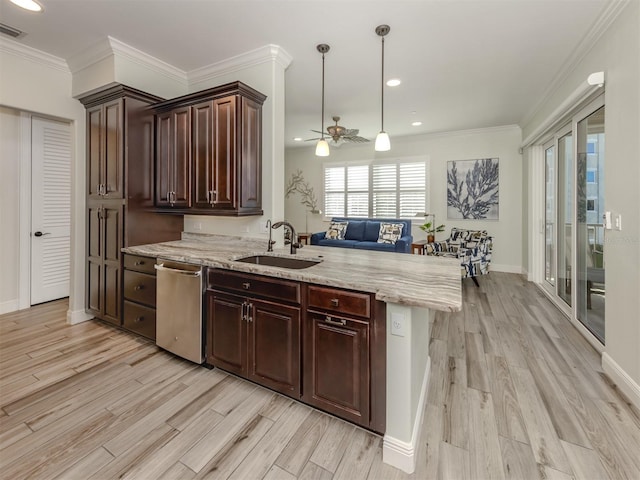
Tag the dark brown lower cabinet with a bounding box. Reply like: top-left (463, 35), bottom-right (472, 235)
top-left (207, 290), bottom-right (300, 397)
top-left (86, 202), bottom-right (124, 326)
top-left (121, 254), bottom-right (158, 340)
top-left (303, 311), bottom-right (370, 426)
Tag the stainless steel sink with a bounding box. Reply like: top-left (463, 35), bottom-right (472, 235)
top-left (235, 255), bottom-right (321, 269)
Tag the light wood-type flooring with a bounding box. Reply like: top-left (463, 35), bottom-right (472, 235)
top-left (1, 273), bottom-right (639, 479)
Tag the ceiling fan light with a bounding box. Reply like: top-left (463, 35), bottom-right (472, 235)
top-left (315, 139), bottom-right (330, 157)
top-left (375, 131), bottom-right (390, 152)
top-left (9, 0), bottom-right (42, 11)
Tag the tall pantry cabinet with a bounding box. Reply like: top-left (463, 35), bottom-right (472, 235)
top-left (80, 85), bottom-right (183, 326)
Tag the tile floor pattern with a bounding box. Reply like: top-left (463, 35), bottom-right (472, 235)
top-left (0, 273), bottom-right (638, 479)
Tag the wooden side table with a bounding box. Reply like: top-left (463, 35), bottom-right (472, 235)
top-left (411, 240), bottom-right (428, 255)
top-left (298, 233), bottom-right (311, 245)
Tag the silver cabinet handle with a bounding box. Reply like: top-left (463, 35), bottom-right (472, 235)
top-left (246, 303), bottom-right (253, 323)
top-left (242, 282), bottom-right (250, 290)
top-left (154, 263), bottom-right (201, 276)
top-left (134, 316), bottom-right (144, 323)
top-left (330, 298), bottom-right (340, 307)
top-left (325, 316), bottom-right (346, 326)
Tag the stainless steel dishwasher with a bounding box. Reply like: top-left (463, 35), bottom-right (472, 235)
top-left (154, 261), bottom-right (204, 364)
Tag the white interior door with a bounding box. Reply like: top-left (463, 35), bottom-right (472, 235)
top-left (30, 117), bottom-right (71, 305)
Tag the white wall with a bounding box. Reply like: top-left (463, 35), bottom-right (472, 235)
top-left (0, 40), bottom-right (88, 321)
top-left (285, 125), bottom-right (523, 272)
top-left (522, 1), bottom-right (640, 397)
top-left (0, 107), bottom-right (21, 313)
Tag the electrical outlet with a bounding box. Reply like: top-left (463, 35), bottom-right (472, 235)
top-left (193, 222), bottom-right (202, 231)
top-left (391, 313), bottom-right (406, 337)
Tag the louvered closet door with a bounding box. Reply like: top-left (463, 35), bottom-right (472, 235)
top-left (31, 117), bottom-right (71, 305)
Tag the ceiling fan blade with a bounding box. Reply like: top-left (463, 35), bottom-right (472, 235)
top-left (310, 130), bottom-right (325, 135)
top-left (344, 128), bottom-right (360, 136)
top-left (343, 135), bottom-right (370, 143)
top-left (304, 136), bottom-right (322, 142)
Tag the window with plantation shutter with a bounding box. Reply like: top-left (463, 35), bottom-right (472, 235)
top-left (323, 157), bottom-right (428, 218)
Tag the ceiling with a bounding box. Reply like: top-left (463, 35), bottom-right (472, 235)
top-left (1, 0), bottom-right (614, 149)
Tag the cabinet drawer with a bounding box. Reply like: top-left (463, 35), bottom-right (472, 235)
top-left (123, 254), bottom-right (156, 275)
top-left (123, 301), bottom-right (156, 340)
top-left (208, 269), bottom-right (300, 305)
top-left (308, 285), bottom-right (371, 319)
top-left (123, 270), bottom-right (157, 307)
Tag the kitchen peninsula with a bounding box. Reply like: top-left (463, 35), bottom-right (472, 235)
top-left (123, 232), bottom-right (462, 473)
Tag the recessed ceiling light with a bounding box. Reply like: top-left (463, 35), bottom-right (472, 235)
top-left (412, 121), bottom-right (423, 127)
top-left (9, 0), bottom-right (42, 12)
top-left (293, 137), bottom-right (303, 142)
top-left (386, 79), bottom-right (401, 87)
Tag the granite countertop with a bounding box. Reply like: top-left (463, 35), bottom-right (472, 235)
top-left (123, 233), bottom-right (462, 312)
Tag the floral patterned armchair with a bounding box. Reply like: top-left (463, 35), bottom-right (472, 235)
top-left (424, 228), bottom-right (493, 286)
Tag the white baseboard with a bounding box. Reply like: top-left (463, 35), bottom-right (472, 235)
top-left (383, 356), bottom-right (431, 474)
top-left (67, 309), bottom-right (94, 325)
top-left (0, 299), bottom-right (19, 315)
top-left (491, 263), bottom-right (524, 274)
top-left (602, 352), bottom-right (640, 411)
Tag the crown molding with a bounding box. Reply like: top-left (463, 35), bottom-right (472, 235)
top-left (188, 44), bottom-right (292, 87)
top-left (408, 124), bottom-right (521, 141)
top-left (67, 36), bottom-right (188, 87)
top-left (66, 37), bottom-right (112, 74)
top-left (0, 37), bottom-right (68, 73)
top-left (107, 36), bottom-right (187, 86)
top-left (520, 0), bottom-right (629, 127)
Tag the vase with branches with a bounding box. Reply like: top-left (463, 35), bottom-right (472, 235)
top-left (286, 170), bottom-right (321, 232)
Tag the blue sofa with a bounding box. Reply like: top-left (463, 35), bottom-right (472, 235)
top-left (310, 217), bottom-right (413, 253)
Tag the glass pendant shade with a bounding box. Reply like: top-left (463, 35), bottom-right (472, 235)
top-left (315, 139), bottom-right (330, 157)
top-left (375, 131), bottom-right (390, 151)
top-left (10, 0), bottom-right (42, 11)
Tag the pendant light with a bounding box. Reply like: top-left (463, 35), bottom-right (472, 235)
top-left (375, 25), bottom-right (391, 152)
top-left (315, 44), bottom-right (330, 157)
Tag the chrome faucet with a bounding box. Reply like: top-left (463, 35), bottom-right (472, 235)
top-left (266, 219), bottom-right (275, 252)
top-left (272, 220), bottom-right (303, 254)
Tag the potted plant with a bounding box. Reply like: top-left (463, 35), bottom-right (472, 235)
top-left (419, 221), bottom-right (445, 243)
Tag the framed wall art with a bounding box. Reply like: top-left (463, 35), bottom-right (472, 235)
top-left (447, 158), bottom-right (499, 220)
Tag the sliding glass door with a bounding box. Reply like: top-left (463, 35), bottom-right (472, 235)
top-left (576, 105), bottom-right (605, 343)
top-left (540, 96), bottom-right (605, 344)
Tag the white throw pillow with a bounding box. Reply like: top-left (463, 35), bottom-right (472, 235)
top-left (377, 222), bottom-right (404, 244)
top-left (325, 221), bottom-right (349, 240)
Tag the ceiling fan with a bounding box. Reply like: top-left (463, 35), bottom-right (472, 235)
top-left (306, 116), bottom-right (370, 145)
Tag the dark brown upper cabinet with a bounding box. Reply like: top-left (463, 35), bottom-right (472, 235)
top-left (156, 106), bottom-right (192, 208)
top-left (87, 99), bottom-right (124, 199)
top-left (153, 81), bottom-right (266, 216)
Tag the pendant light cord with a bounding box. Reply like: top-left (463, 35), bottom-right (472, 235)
top-left (321, 51), bottom-right (326, 140)
top-left (380, 35), bottom-right (385, 132)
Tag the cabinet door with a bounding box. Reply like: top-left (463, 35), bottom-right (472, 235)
top-left (155, 112), bottom-right (172, 207)
top-left (303, 312), bottom-right (370, 426)
top-left (172, 107), bottom-right (192, 207)
top-left (87, 106), bottom-right (103, 199)
top-left (211, 96), bottom-right (236, 209)
top-left (207, 291), bottom-right (247, 376)
top-left (192, 101), bottom-right (214, 209)
top-left (86, 259), bottom-right (102, 317)
top-left (240, 97), bottom-right (261, 210)
top-left (103, 99), bottom-right (124, 199)
top-left (103, 204), bottom-right (123, 325)
top-left (155, 107), bottom-right (191, 208)
top-left (248, 299), bottom-right (300, 397)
